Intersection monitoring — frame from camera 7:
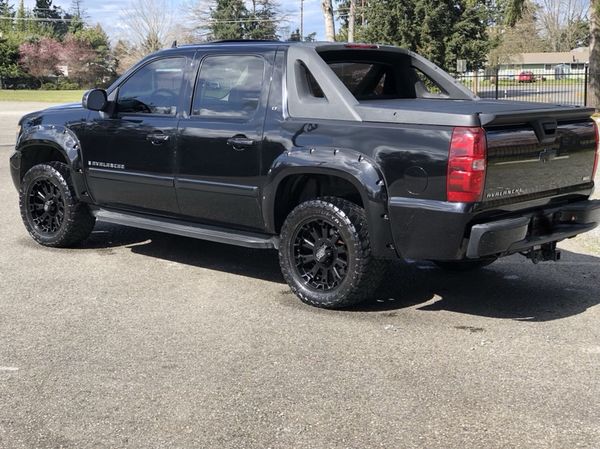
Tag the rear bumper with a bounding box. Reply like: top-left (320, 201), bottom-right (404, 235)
top-left (466, 200), bottom-right (600, 258)
top-left (388, 197), bottom-right (600, 260)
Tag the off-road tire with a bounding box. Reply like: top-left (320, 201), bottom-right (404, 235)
top-left (19, 162), bottom-right (95, 247)
top-left (433, 257), bottom-right (497, 272)
top-left (279, 197), bottom-right (385, 309)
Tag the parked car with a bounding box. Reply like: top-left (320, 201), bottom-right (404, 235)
top-left (10, 41), bottom-right (600, 308)
top-left (518, 71), bottom-right (536, 83)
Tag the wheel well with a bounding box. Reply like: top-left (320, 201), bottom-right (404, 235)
top-left (274, 174), bottom-right (364, 232)
top-left (20, 146), bottom-right (69, 180)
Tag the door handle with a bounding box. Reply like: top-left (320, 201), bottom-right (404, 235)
top-left (227, 136), bottom-right (255, 151)
top-left (146, 133), bottom-right (170, 145)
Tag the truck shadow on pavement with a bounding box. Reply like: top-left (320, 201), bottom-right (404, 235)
top-left (86, 223), bottom-right (600, 322)
top-left (351, 253), bottom-right (600, 322)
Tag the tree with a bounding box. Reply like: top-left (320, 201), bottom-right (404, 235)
top-left (33, 0), bottom-right (69, 37)
top-left (209, 0), bottom-right (247, 40)
top-left (113, 39), bottom-right (140, 75)
top-left (72, 24), bottom-right (114, 84)
top-left (246, 0), bottom-right (279, 40)
top-left (60, 34), bottom-right (97, 85)
top-left (0, 0), bottom-right (14, 33)
top-left (15, 0), bottom-right (26, 33)
top-left (537, 0), bottom-right (589, 52)
top-left (589, 1), bottom-right (600, 108)
top-left (321, 0), bottom-right (335, 41)
top-left (68, 0), bottom-right (86, 34)
top-left (0, 35), bottom-right (24, 87)
top-left (122, 0), bottom-right (175, 56)
top-left (289, 27), bottom-right (301, 41)
top-left (362, 0), bottom-right (418, 49)
top-left (19, 37), bottom-right (62, 82)
top-left (361, 0), bottom-right (491, 72)
top-left (347, 0), bottom-right (356, 42)
top-left (488, 1), bottom-right (547, 67)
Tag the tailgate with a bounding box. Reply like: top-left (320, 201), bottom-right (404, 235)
top-left (483, 109), bottom-right (596, 204)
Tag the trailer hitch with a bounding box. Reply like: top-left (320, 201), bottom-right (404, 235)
top-left (523, 242), bottom-right (561, 264)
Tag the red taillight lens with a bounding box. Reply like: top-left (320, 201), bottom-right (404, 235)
top-left (593, 120), bottom-right (599, 181)
top-left (447, 127), bottom-right (487, 202)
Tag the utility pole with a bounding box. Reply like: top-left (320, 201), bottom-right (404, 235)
top-left (300, 0), bottom-right (304, 41)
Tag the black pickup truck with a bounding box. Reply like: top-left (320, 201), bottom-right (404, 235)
top-left (10, 41), bottom-right (600, 308)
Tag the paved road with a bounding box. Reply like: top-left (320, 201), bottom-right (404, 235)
top-left (1, 102), bottom-right (599, 449)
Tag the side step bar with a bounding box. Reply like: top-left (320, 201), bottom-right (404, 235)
top-left (94, 209), bottom-right (279, 249)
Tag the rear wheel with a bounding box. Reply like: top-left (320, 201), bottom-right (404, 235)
top-left (279, 197), bottom-right (384, 308)
top-left (19, 162), bottom-right (95, 247)
top-left (433, 257), bottom-right (497, 272)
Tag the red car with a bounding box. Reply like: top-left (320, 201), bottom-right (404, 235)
top-left (518, 71), bottom-right (536, 83)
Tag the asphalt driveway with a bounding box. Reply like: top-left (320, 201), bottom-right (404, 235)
top-left (1, 102), bottom-right (599, 449)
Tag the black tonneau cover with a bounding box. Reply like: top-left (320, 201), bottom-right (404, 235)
top-left (356, 98), bottom-right (595, 128)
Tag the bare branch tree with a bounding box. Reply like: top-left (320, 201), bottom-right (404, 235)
top-left (538, 0), bottom-right (589, 51)
top-left (185, 0), bottom-right (214, 42)
top-left (121, 0), bottom-right (177, 56)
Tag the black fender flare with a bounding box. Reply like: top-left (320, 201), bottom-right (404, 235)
top-left (16, 125), bottom-right (89, 199)
top-left (262, 146), bottom-right (397, 259)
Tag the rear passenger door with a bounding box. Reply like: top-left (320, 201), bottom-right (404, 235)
top-left (176, 50), bottom-right (274, 231)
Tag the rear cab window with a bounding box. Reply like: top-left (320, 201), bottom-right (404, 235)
top-left (315, 48), bottom-right (451, 101)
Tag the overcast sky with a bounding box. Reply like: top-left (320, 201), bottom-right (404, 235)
top-left (23, 0), bottom-right (328, 42)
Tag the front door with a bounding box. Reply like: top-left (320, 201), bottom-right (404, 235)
top-left (176, 52), bottom-right (273, 231)
top-left (82, 56), bottom-right (188, 214)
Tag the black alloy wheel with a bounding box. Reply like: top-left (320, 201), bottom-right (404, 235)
top-left (279, 197), bottom-right (385, 308)
top-left (27, 178), bottom-right (65, 235)
top-left (292, 217), bottom-right (349, 291)
top-left (19, 162), bottom-right (95, 247)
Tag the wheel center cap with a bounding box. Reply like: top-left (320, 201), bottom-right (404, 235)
top-left (43, 200), bottom-right (53, 212)
top-left (315, 244), bottom-right (331, 263)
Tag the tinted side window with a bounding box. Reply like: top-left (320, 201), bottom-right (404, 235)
top-left (192, 55), bottom-right (265, 119)
top-left (117, 58), bottom-right (186, 115)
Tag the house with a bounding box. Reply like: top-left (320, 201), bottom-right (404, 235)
top-left (497, 47), bottom-right (589, 78)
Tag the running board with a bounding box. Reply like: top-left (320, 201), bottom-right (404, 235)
top-left (94, 209), bottom-right (279, 249)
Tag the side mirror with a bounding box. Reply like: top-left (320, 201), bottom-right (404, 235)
top-left (82, 88), bottom-right (108, 111)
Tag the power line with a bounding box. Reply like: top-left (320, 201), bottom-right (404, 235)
top-left (0, 16), bottom-right (77, 22)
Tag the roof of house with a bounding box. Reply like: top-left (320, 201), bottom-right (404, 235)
top-left (504, 47), bottom-right (589, 65)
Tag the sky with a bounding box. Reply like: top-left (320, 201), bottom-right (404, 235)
top-left (23, 0), bottom-right (329, 42)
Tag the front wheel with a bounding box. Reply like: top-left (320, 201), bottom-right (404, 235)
top-left (278, 197), bottom-right (384, 309)
top-left (19, 162), bottom-right (95, 247)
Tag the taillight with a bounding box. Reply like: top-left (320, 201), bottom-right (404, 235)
top-left (593, 119), bottom-right (599, 180)
top-left (447, 127), bottom-right (487, 202)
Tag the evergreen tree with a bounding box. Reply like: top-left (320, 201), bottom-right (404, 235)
top-left (33, 0), bottom-right (68, 37)
top-left (246, 0), bottom-right (278, 40)
top-left (16, 0), bottom-right (26, 33)
top-left (0, 0), bottom-right (15, 33)
top-left (289, 28), bottom-right (301, 41)
top-left (68, 0), bottom-right (85, 35)
top-left (209, 0), bottom-right (247, 40)
top-left (142, 30), bottom-right (162, 53)
top-left (362, 0), bottom-right (490, 72)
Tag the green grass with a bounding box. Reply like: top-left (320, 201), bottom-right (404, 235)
top-left (0, 89), bottom-right (85, 103)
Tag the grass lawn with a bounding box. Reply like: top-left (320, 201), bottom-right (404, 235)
top-left (0, 89), bottom-right (85, 103)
